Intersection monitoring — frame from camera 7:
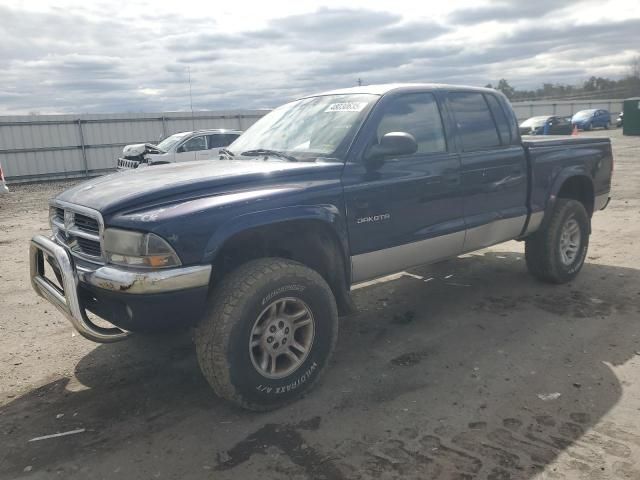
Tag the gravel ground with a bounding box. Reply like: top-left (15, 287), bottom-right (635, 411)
top-left (1, 128), bottom-right (639, 480)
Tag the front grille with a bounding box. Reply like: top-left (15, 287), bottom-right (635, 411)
top-left (51, 203), bottom-right (104, 264)
top-left (74, 213), bottom-right (99, 234)
top-left (76, 237), bottom-right (102, 257)
top-left (117, 158), bottom-right (139, 169)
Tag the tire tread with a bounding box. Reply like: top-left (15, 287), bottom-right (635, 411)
top-left (525, 199), bottom-right (589, 284)
top-left (194, 258), bottom-right (337, 411)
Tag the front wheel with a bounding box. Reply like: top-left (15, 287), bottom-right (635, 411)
top-left (604, 121), bottom-right (610, 130)
top-left (525, 199), bottom-right (590, 284)
top-left (195, 258), bottom-right (338, 410)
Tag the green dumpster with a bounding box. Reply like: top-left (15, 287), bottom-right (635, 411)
top-left (623, 97), bottom-right (640, 136)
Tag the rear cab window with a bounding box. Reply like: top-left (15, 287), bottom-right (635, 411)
top-left (447, 92), bottom-right (501, 151)
top-left (484, 94), bottom-right (513, 145)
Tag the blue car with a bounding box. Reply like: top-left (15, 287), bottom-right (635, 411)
top-left (571, 109), bottom-right (611, 130)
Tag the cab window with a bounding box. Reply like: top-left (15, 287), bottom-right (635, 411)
top-left (448, 92), bottom-right (501, 151)
top-left (374, 93), bottom-right (447, 155)
top-left (179, 136), bottom-right (207, 152)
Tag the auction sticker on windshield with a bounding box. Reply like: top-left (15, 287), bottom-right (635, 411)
top-left (324, 102), bottom-right (368, 112)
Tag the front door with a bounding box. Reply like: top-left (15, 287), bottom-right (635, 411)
top-left (342, 91), bottom-right (465, 283)
top-left (446, 91), bottom-right (528, 252)
top-left (175, 135), bottom-right (206, 162)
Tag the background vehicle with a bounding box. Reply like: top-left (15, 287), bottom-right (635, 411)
top-left (617, 111), bottom-right (624, 128)
top-left (30, 84), bottom-right (612, 411)
top-left (519, 115), bottom-right (573, 135)
top-left (571, 109), bottom-right (611, 130)
top-left (117, 129), bottom-right (242, 169)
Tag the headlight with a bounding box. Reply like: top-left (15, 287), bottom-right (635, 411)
top-left (104, 228), bottom-right (181, 268)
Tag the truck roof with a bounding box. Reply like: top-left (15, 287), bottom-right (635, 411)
top-left (307, 83), bottom-right (498, 97)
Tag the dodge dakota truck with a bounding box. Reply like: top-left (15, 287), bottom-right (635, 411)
top-left (30, 84), bottom-right (612, 410)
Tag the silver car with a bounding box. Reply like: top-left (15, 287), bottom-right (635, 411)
top-left (117, 129), bottom-right (242, 170)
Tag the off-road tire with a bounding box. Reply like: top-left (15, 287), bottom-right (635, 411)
top-left (195, 258), bottom-right (338, 411)
top-left (525, 199), bottom-right (590, 284)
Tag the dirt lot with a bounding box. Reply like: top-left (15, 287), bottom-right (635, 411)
top-left (1, 128), bottom-right (639, 480)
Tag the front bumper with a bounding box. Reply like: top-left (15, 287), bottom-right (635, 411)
top-left (30, 235), bottom-right (211, 342)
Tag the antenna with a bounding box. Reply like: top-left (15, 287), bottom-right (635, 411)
top-left (188, 66), bottom-right (195, 130)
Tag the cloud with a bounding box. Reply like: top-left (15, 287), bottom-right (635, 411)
top-left (376, 21), bottom-right (450, 44)
top-left (448, 0), bottom-right (571, 24)
top-left (0, 2), bottom-right (638, 115)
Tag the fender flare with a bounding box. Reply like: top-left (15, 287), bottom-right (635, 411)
top-left (202, 204), bottom-right (351, 267)
top-left (542, 167), bottom-right (594, 232)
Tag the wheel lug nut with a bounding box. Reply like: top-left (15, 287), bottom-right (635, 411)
top-left (278, 321), bottom-right (284, 329)
top-left (267, 336), bottom-right (274, 343)
top-left (282, 338), bottom-right (287, 344)
top-left (285, 327), bottom-right (290, 334)
top-left (273, 342), bottom-right (279, 349)
top-left (269, 326), bottom-right (276, 333)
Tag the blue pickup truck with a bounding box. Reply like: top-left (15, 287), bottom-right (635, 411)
top-left (30, 84), bottom-right (612, 410)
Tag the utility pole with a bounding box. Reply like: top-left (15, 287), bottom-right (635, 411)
top-left (188, 66), bottom-right (195, 130)
top-left (357, 78), bottom-right (362, 87)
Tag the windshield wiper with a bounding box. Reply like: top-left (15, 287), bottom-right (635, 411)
top-left (219, 148), bottom-right (235, 159)
top-left (241, 149), bottom-right (298, 162)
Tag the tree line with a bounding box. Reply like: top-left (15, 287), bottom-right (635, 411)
top-left (486, 57), bottom-right (640, 101)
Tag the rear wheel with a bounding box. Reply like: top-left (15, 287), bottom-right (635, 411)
top-left (195, 258), bottom-right (338, 410)
top-left (525, 199), bottom-right (590, 284)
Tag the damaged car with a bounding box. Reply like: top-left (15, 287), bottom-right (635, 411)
top-left (116, 129), bottom-right (242, 170)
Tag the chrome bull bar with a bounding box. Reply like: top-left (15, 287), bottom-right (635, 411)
top-left (30, 235), bottom-right (130, 343)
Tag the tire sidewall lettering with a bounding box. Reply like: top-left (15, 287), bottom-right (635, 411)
top-left (227, 274), bottom-right (335, 405)
top-left (261, 284), bottom-right (305, 306)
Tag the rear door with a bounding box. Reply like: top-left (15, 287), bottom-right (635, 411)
top-left (342, 91), bottom-right (465, 282)
top-left (446, 91), bottom-right (528, 252)
top-left (205, 133), bottom-right (241, 159)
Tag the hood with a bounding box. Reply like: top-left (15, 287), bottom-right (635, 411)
top-left (56, 159), bottom-right (341, 214)
top-left (122, 143), bottom-right (165, 159)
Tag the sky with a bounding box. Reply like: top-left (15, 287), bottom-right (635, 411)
top-left (0, 0), bottom-right (639, 114)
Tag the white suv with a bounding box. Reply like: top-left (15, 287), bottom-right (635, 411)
top-left (117, 129), bottom-right (242, 170)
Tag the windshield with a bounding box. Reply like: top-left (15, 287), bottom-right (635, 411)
top-left (520, 116), bottom-right (549, 127)
top-left (157, 132), bottom-right (190, 152)
top-left (227, 94), bottom-right (378, 161)
top-left (573, 109), bottom-right (596, 120)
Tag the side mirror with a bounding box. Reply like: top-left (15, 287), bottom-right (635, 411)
top-left (365, 132), bottom-right (418, 162)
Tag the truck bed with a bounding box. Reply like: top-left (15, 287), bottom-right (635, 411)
top-left (523, 135), bottom-right (613, 219)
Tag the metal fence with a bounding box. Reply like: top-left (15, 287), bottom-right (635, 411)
top-left (0, 99), bottom-right (627, 183)
top-left (511, 99), bottom-right (624, 121)
top-left (0, 110), bottom-right (268, 183)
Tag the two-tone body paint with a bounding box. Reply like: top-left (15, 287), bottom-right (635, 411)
top-left (53, 84), bottom-right (613, 291)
